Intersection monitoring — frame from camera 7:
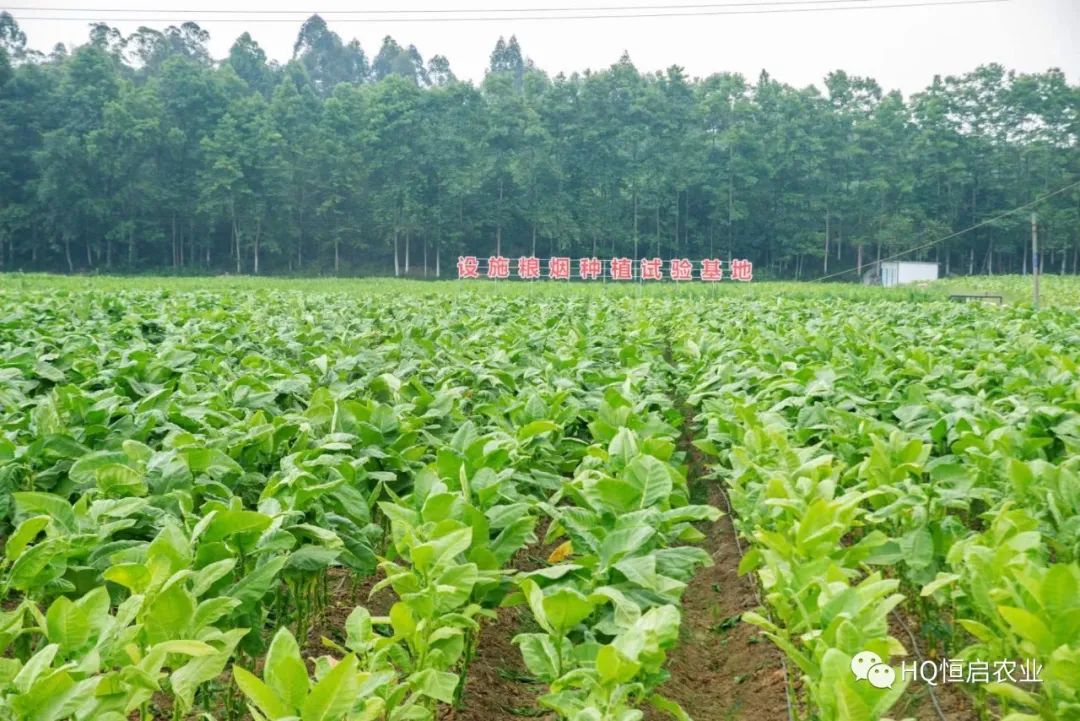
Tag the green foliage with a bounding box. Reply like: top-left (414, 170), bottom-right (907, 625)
top-left (0, 11), bottom-right (1077, 276)
top-left (4, 276), bottom-right (1080, 721)
top-left (683, 290), bottom-right (1080, 720)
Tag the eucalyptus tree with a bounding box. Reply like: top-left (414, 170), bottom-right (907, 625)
top-left (0, 11), bottom-right (1077, 277)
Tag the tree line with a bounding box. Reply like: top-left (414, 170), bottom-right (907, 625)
top-left (0, 12), bottom-right (1077, 278)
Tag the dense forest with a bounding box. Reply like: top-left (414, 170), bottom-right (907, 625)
top-left (0, 12), bottom-right (1077, 278)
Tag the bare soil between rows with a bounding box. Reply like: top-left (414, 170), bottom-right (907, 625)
top-left (641, 483), bottom-right (790, 721)
top-left (444, 521), bottom-right (553, 721)
top-left (445, 450), bottom-right (791, 720)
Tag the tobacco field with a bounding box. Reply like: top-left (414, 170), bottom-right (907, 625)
top-left (0, 276), bottom-right (1078, 721)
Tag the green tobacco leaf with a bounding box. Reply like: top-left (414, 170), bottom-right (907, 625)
top-left (5, 515), bottom-right (51, 562)
top-left (8, 539), bottom-right (66, 592)
top-left (171, 630), bottom-right (246, 712)
top-left (623, 454), bottom-right (674, 510)
top-left (151, 640), bottom-right (217, 656)
top-left (513, 633), bottom-right (565, 682)
top-left (204, 510), bottom-right (272, 542)
top-left (12, 668), bottom-right (84, 721)
top-left (997, 606), bottom-right (1054, 652)
top-left (104, 563), bottom-right (151, 593)
top-left (985, 682), bottom-right (1039, 708)
top-left (68, 451), bottom-right (130, 487)
top-left (265, 628), bottom-right (309, 711)
top-left (596, 644), bottom-right (640, 684)
top-left (12, 493), bottom-right (75, 533)
top-left (284, 546), bottom-right (341, 573)
top-left (920, 573), bottom-right (960, 597)
top-left (1041, 564), bottom-right (1079, 617)
top-left (411, 668), bottom-right (459, 704)
top-left (234, 665), bottom-right (293, 719)
top-left (301, 653), bottom-right (360, 721)
top-left (489, 514), bottom-right (537, 565)
top-left (541, 588), bottom-right (595, 634)
top-left (599, 526), bottom-right (656, 568)
top-left (96, 463), bottom-right (148, 497)
top-left (226, 556), bottom-right (287, 611)
top-left (648, 693), bottom-right (692, 721)
top-left (191, 558), bottom-right (238, 597)
top-left (517, 420), bottom-right (558, 441)
top-left (389, 602), bottom-right (417, 637)
top-left (607, 428), bottom-right (639, 469)
top-left (13, 643), bottom-right (60, 693)
top-left (44, 596), bottom-right (90, 654)
top-left (143, 582), bottom-right (195, 644)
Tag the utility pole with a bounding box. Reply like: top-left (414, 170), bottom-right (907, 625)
top-left (824, 210), bottom-right (830, 274)
top-left (1032, 212), bottom-right (1039, 308)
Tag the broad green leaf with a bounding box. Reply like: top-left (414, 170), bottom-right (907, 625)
top-left (44, 597), bottom-right (90, 653)
top-left (234, 665), bottom-right (293, 719)
top-left (104, 563), bottom-right (151, 593)
top-left (226, 556), bottom-right (287, 611)
top-left (5, 515), bottom-right (51, 561)
top-left (68, 452), bottom-right (129, 487)
top-left (648, 693), bottom-right (692, 721)
top-left (12, 494), bottom-right (75, 533)
top-left (204, 510), bottom-right (272, 542)
top-left (997, 606), bottom-right (1054, 652)
top-left (517, 420), bottom-right (558, 441)
top-left (596, 644), bottom-right (640, 684)
top-left (8, 539), bottom-right (66, 592)
top-left (265, 628), bottom-right (309, 711)
top-left (541, 588), bottom-right (595, 634)
top-left (623, 454), bottom-right (674, 510)
top-left (389, 602), bottom-right (417, 637)
top-left (920, 573), bottom-right (960, 597)
top-left (513, 633), bottom-right (566, 682)
top-left (171, 630), bottom-right (246, 712)
top-left (96, 463), bottom-right (147, 497)
top-left (301, 653), bottom-right (360, 721)
top-left (410, 668), bottom-right (459, 704)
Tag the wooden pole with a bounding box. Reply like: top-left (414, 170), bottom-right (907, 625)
top-left (1032, 212), bottom-right (1039, 308)
top-left (824, 210), bottom-right (830, 274)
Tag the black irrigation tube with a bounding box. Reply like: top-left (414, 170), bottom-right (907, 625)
top-left (711, 477), bottom-right (798, 721)
top-left (658, 321), bottom-right (797, 721)
top-left (893, 610), bottom-right (949, 721)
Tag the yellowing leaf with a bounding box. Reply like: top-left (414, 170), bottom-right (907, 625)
top-left (547, 541), bottom-right (573, 564)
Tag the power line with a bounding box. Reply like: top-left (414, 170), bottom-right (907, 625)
top-left (10, 0), bottom-right (1009, 23)
top-left (0, 0), bottom-right (927, 14)
top-left (810, 178), bottom-right (1080, 283)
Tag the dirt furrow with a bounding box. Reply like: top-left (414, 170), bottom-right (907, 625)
top-left (643, 480), bottom-right (791, 721)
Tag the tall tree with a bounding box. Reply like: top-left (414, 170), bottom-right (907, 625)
top-left (0, 15), bottom-right (1076, 277)
top-left (227, 33), bottom-right (274, 96)
top-left (292, 15), bottom-right (367, 94)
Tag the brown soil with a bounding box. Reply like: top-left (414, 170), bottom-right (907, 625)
top-left (888, 611), bottom-right (978, 721)
top-left (642, 483), bottom-right (791, 721)
top-left (895, 682), bottom-right (977, 721)
top-left (637, 404), bottom-right (791, 721)
top-left (442, 604), bottom-right (553, 721)
top-left (152, 570), bottom-right (393, 721)
top-left (303, 567), bottom-right (397, 656)
top-left (446, 517), bottom-right (555, 720)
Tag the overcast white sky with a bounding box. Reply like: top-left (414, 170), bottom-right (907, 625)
top-left (9, 0), bottom-right (1080, 95)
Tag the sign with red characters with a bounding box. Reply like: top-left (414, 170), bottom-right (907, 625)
top-left (456, 256), bottom-right (753, 281)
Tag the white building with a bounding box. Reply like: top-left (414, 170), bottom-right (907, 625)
top-left (867, 261), bottom-right (939, 287)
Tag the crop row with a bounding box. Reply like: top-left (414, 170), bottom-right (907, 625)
top-left (5, 285), bottom-right (1078, 721)
top-left (0, 290), bottom-right (728, 721)
top-left (674, 299), bottom-right (1080, 721)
